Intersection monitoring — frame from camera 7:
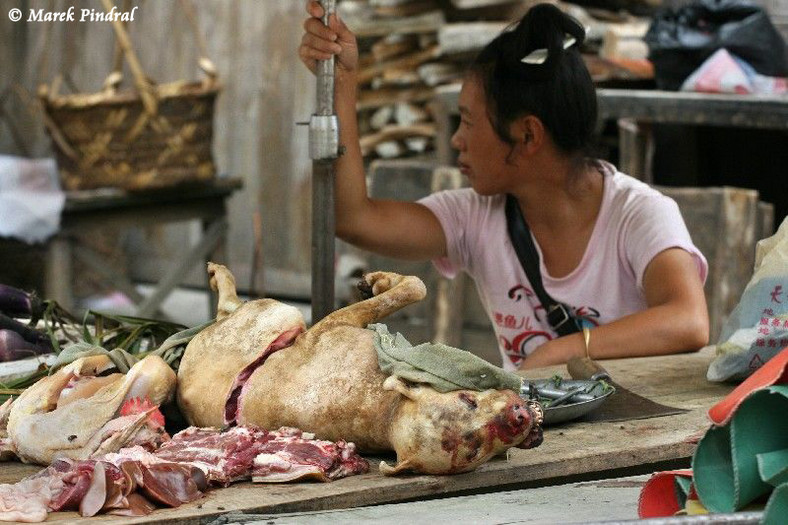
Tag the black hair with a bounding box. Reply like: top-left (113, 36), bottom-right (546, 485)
top-left (469, 3), bottom-right (597, 156)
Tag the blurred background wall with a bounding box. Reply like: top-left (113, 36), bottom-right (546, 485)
top-left (0, 0), bottom-right (315, 299)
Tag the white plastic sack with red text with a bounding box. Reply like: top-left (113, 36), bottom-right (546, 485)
top-left (708, 217), bottom-right (788, 382)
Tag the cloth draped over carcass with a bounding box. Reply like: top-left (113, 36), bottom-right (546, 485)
top-left (369, 323), bottom-right (521, 393)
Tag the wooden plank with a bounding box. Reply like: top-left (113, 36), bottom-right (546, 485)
top-left (0, 354), bottom-right (56, 385)
top-left (438, 22), bottom-right (506, 55)
top-left (358, 86), bottom-right (435, 111)
top-left (341, 10), bottom-right (446, 38)
top-left (373, 0), bottom-right (440, 18)
top-left (450, 0), bottom-right (519, 8)
top-left (596, 90), bottom-right (788, 128)
top-left (435, 85), bottom-right (788, 130)
top-left (0, 347), bottom-right (733, 524)
top-left (372, 69), bottom-right (422, 89)
top-left (371, 35), bottom-right (419, 62)
top-left (418, 62), bottom-right (462, 87)
top-left (358, 46), bottom-right (441, 85)
top-left (360, 123), bottom-right (436, 156)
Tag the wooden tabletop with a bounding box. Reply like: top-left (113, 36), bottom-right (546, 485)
top-left (63, 177), bottom-right (244, 213)
top-left (1, 346), bottom-right (733, 524)
top-left (434, 84), bottom-right (788, 130)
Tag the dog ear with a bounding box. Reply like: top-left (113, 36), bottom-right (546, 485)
top-left (383, 375), bottom-right (424, 401)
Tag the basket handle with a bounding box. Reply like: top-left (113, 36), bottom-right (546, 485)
top-left (178, 0), bottom-right (219, 86)
top-left (99, 0), bottom-right (218, 100)
top-left (100, 0), bottom-right (158, 116)
top-left (102, 0), bottom-right (130, 93)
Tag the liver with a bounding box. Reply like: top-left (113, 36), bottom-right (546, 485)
top-left (0, 346), bottom-right (733, 524)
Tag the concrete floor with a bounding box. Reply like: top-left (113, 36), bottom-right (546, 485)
top-left (214, 475), bottom-right (649, 525)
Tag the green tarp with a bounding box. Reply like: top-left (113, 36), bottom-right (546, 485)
top-left (693, 385), bottom-right (788, 523)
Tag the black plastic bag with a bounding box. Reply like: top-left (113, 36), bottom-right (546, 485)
top-left (645, 0), bottom-right (788, 90)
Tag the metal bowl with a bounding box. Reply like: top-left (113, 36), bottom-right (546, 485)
top-left (531, 379), bottom-right (616, 426)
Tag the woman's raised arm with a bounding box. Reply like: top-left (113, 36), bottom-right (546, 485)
top-left (299, 1), bottom-right (447, 261)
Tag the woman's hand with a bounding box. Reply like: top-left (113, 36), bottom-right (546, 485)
top-left (519, 334), bottom-right (584, 370)
top-left (299, 1), bottom-right (359, 83)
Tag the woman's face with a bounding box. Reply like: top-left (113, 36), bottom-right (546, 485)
top-left (450, 76), bottom-right (518, 195)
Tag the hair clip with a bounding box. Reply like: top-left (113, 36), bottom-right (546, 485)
top-left (520, 34), bottom-right (578, 65)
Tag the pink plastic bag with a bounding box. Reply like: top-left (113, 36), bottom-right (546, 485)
top-left (681, 48), bottom-right (787, 95)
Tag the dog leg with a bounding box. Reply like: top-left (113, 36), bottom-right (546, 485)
top-left (313, 272), bottom-right (426, 329)
top-left (207, 262), bottom-right (243, 321)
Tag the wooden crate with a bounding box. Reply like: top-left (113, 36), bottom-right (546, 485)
top-left (660, 186), bottom-right (774, 341)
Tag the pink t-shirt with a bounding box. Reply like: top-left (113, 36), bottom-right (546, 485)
top-left (419, 162), bottom-right (708, 370)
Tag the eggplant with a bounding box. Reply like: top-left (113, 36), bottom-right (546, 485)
top-left (0, 284), bottom-right (45, 321)
top-left (0, 329), bottom-right (52, 362)
top-left (0, 313), bottom-right (52, 349)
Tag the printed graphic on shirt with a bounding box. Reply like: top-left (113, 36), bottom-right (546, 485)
top-left (494, 284), bottom-right (601, 368)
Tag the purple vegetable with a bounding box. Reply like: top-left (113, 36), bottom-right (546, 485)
top-left (0, 329), bottom-right (52, 362)
top-left (0, 313), bottom-right (52, 348)
top-left (0, 284), bottom-right (44, 321)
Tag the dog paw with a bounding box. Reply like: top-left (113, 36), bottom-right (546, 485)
top-left (363, 272), bottom-right (403, 296)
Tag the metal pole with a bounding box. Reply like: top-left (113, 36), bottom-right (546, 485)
top-left (309, 0), bottom-right (339, 324)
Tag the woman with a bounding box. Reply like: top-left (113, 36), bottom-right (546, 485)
top-left (299, 2), bottom-right (709, 370)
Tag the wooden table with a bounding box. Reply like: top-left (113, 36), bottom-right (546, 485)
top-left (44, 178), bottom-right (242, 319)
top-left (0, 346), bottom-right (733, 524)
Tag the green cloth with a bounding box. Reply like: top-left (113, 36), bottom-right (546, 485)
top-left (693, 385), bottom-right (788, 514)
top-left (369, 323), bottom-right (521, 393)
top-left (759, 449), bottom-right (788, 487)
top-left (764, 482), bottom-right (788, 525)
top-left (673, 475), bottom-right (692, 510)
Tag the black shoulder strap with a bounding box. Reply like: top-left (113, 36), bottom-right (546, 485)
top-left (504, 194), bottom-right (580, 337)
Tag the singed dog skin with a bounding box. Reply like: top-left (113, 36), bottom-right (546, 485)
top-left (178, 264), bottom-right (540, 475)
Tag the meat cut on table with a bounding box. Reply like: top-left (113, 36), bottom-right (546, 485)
top-left (0, 425), bottom-right (369, 522)
top-left (154, 426), bottom-right (369, 484)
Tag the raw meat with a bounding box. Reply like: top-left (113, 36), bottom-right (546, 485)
top-left (155, 426), bottom-right (369, 485)
top-left (0, 455), bottom-right (205, 522)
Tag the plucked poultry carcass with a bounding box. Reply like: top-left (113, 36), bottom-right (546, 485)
top-left (2, 355), bottom-right (175, 465)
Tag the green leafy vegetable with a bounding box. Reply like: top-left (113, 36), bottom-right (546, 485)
top-left (0, 297), bottom-right (206, 403)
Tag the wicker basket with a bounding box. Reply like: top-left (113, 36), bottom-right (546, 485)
top-left (39, 1), bottom-right (220, 191)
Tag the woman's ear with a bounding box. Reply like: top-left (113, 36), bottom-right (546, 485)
top-left (512, 115), bottom-right (545, 154)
